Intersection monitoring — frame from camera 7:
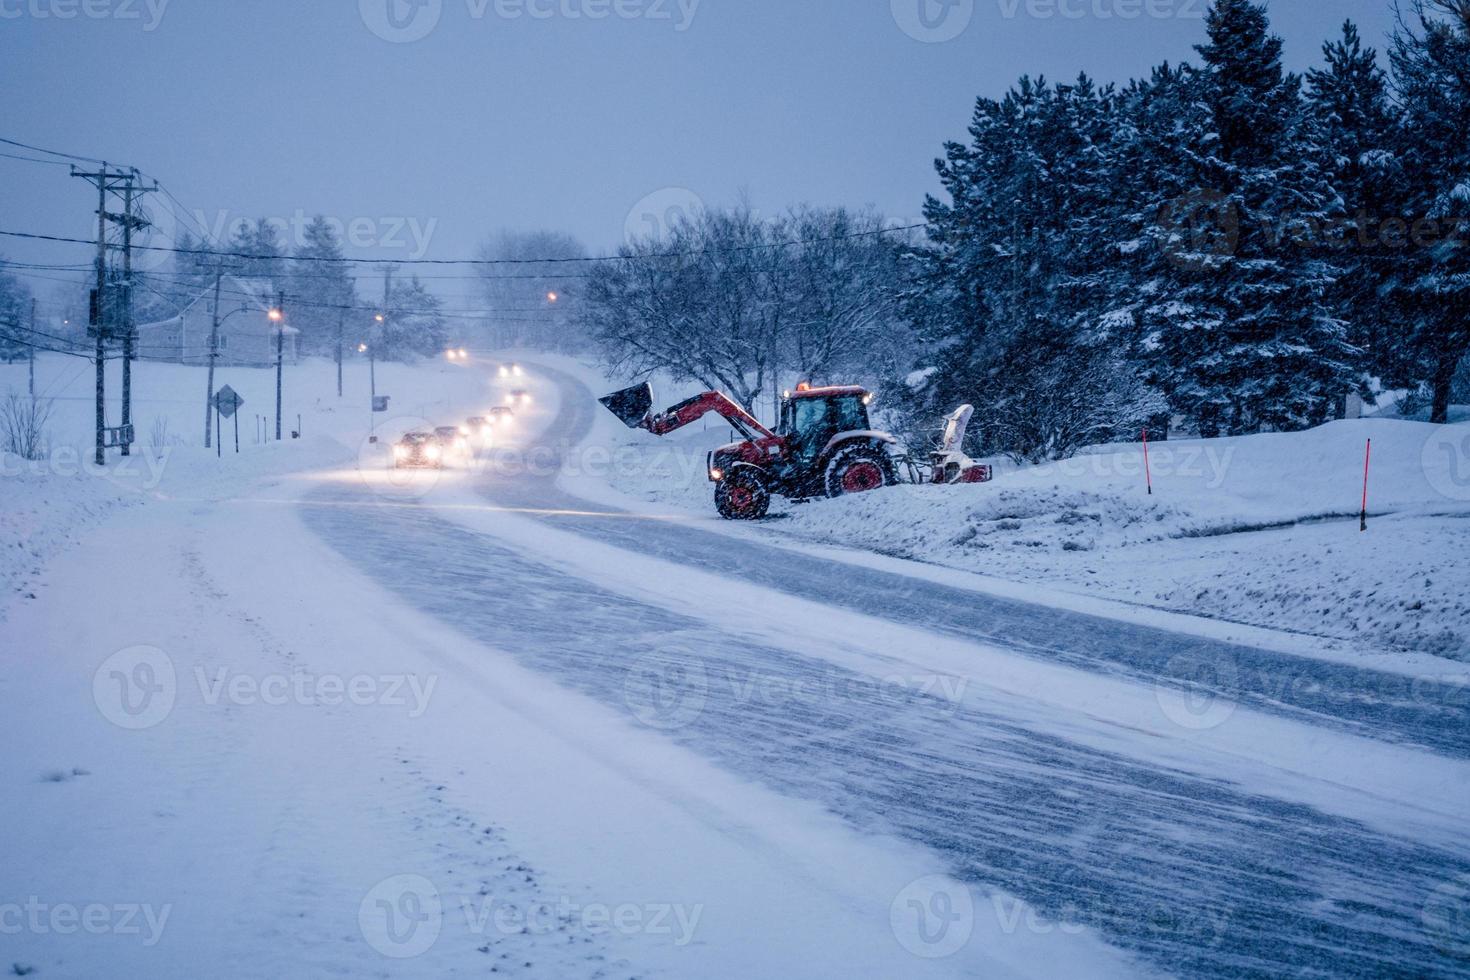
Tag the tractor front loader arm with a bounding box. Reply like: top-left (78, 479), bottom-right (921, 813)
top-left (599, 383), bottom-right (774, 442)
top-left (647, 391), bottom-right (774, 441)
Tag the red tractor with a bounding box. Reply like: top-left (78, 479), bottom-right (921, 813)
top-left (600, 382), bottom-right (992, 520)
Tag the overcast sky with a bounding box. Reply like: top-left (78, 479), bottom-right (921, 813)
top-left (2, 0), bottom-right (1397, 308)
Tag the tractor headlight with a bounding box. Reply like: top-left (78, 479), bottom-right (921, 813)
top-left (709, 467), bottom-right (724, 482)
top-left (393, 446), bottom-right (407, 459)
top-left (426, 445), bottom-right (441, 460)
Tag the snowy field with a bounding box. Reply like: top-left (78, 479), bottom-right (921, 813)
top-left (575, 362), bottom-right (1470, 663)
top-left (2, 352), bottom-right (1468, 978)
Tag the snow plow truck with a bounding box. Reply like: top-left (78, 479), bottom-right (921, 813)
top-left (599, 382), bottom-right (992, 520)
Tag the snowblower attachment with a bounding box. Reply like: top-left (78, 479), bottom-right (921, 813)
top-left (930, 404), bottom-right (993, 485)
top-left (599, 382), bottom-right (655, 430)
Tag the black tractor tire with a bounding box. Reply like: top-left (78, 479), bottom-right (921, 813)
top-left (824, 444), bottom-right (894, 499)
top-left (715, 468), bottom-right (771, 520)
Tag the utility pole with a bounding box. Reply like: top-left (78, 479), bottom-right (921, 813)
top-left (335, 308), bottom-right (344, 398)
top-left (274, 290), bottom-right (285, 441)
top-left (72, 163), bottom-right (131, 467)
top-left (28, 298), bottom-right (36, 398)
top-left (96, 170), bottom-right (158, 458)
top-left (204, 269), bottom-right (222, 448)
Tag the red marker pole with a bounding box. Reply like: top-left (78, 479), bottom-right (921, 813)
top-left (1142, 428), bottom-right (1153, 496)
top-left (1360, 438), bottom-right (1372, 532)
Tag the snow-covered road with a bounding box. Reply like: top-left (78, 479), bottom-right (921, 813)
top-left (292, 362), bottom-right (1470, 978)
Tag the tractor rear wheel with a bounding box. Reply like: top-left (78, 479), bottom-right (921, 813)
top-left (715, 469), bottom-right (771, 520)
top-left (825, 444), bottom-right (893, 499)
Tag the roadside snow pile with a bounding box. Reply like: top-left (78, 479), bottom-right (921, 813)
top-left (1, 452), bottom-right (138, 607)
top-left (0, 352), bottom-right (494, 612)
top-left (602, 416), bottom-right (1470, 660)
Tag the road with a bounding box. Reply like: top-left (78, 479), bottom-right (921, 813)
top-left (298, 362), bottom-right (1470, 978)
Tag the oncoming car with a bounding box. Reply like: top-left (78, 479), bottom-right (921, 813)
top-left (497, 363), bottom-right (525, 379)
top-left (393, 431), bottom-right (443, 469)
top-left (434, 426), bottom-right (469, 455)
top-left (507, 389), bottom-right (532, 407)
top-left (490, 405), bottom-right (516, 422)
top-left (464, 416), bottom-right (494, 444)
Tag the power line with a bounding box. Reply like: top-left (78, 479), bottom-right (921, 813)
top-left (0, 135), bottom-right (113, 166)
top-left (0, 221), bottom-right (927, 268)
top-left (0, 150), bottom-right (73, 168)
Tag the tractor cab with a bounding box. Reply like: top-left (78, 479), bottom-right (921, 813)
top-left (778, 385), bottom-right (874, 467)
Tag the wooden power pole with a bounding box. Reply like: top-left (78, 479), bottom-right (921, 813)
top-left (205, 269), bottom-right (223, 448)
top-left (71, 163), bottom-right (131, 467)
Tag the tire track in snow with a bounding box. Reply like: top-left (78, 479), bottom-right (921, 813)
top-left (481, 364), bottom-right (1470, 762)
top-left (298, 476), bottom-right (1470, 979)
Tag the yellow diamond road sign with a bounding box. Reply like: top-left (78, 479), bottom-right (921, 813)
top-left (214, 385), bottom-right (244, 419)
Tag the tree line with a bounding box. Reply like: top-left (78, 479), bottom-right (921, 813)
top-left (580, 0), bottom-right (1470, 461)
top-left (153, 217), bottom-right (448, 362)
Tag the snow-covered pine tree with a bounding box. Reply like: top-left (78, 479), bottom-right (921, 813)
top-left (227, 218), bottom-right (286, 285)
top-left (0, 261), bottom-right (31, 362)
top-left (380, 275), bottom-right (447, 360)
top-left (1307, 20), bottom-right (1402, 407)
top-left (289, 216), bottom-right (358, 357)
top-left (1387, 0), bottom-right (1470, 422)
top-left (1132, 0), bottom-right (1358, 435)
top-left (902, 75), bottom-right (1162, 460)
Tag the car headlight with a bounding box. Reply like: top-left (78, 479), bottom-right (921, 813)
top-left (393, 446), bottom-right (407, 458)
top-left (426, 445), bottom-right (441, 459)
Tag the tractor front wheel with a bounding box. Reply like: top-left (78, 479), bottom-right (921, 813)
top-left (825, 444), bottom-right (893, 499)
top-left (714, 469), bottom-right (771, 520)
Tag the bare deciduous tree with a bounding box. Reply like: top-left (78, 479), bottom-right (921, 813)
top-left (0, 394), bottom-right (53, 461)
top-left (476, 230), bottom-right (590, 352)
top-left (582, 204), bottom-right (908, 419)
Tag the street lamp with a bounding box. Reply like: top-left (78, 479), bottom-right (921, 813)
top-left (546, 291), bottom-right (559, 303)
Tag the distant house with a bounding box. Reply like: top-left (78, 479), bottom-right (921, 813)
top-left (137, 277), bottom-right (298, 367)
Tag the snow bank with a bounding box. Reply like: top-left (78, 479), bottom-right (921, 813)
top-left (594, 397), bottom-right (1470, 660)
top-left (0, 352), bottom-right (501, 608)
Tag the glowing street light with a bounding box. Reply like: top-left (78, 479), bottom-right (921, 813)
top-left (546, 291), bottom-right (559, 303)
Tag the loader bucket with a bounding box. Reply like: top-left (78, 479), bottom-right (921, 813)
top-left (599, 382), bottom-right (655, 429)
